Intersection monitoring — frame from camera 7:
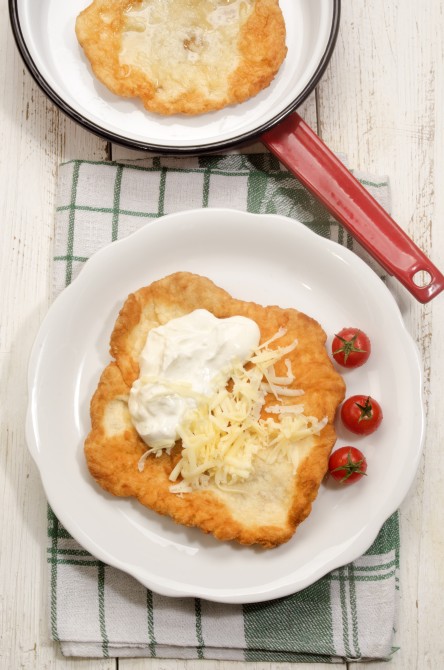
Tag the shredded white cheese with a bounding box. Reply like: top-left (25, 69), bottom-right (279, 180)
top-left (137, 328), bottom-right (328, 493)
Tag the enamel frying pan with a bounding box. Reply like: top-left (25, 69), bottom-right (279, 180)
top-left (10, 0), bottom-right (444, 302)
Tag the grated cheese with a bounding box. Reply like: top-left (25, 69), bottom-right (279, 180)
top-left (137, 328), bottom-right (328, 493)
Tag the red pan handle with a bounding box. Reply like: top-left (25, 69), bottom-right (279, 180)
top-left (262, 112), bottom-right (444, 303)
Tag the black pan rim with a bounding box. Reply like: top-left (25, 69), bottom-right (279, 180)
top-left (9, 0), bottom-right (341, 155)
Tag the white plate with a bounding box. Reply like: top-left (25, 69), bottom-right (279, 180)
top-left (27, 209), bottom-right (424, 603)
top-left (11, 0), bottom-right (339, 151)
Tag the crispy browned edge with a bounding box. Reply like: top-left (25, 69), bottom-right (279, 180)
top-left (85, 272), bottom-right (345, 548)
top-left (75, 0), bottom-right (287, 115)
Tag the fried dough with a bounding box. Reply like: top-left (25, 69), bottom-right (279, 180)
top-left (85, 273), bottom-right (345, 548)
top-left (75, 0), bottom-right (287, 115)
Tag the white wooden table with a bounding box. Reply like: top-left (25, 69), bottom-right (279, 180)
top-left (1, 1), bottom-right (443, 668)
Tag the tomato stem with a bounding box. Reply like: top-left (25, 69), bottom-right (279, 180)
top-left (330, 452), bottom-right (367, 483)
top-left (356, 396), bottom-right (373, 422)
top-left (333, 332), bottom-right (367, 364)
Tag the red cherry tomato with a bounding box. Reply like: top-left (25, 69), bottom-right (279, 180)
top-left (332, 328), bottom-right (371, 368)
top-left (341, 395), bottom-right (383, 435)
top-left (328, 446), bottom-right (368, 485)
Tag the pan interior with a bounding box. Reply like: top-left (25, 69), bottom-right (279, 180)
top-left (16, 0), bottom-right (337, 149)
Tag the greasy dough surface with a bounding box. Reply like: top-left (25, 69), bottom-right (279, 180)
top-left (85, 273), bottom-right (345, 548)
top-left (75, 0), bottom-right (287, 115)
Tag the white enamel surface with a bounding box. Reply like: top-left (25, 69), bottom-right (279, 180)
top-left (26, 209), bottom-right (424, 603)
top-left (17, 0), bottom-right (335, 148)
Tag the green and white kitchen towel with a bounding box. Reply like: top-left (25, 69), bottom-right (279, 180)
top-left (50, 153), bottom-right (399, 661)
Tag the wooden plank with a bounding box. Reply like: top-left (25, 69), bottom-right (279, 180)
top-left (415, 2), bottom-right (444, 666)
top-left (0, 6), bottom-right (113, 667)
top-left (6, 0), bottom-right (443, 665)
top-left (316, 0), bottom-right (444, 667)
top-left (119, 660), bottom-right (337, 670)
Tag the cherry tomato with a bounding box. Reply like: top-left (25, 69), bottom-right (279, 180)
top-left (328, 446), bottom-right (368, 485)
top-left (332, 328), bottom-right (371, 368)
top-left (341, 395), bottom-right (383, 435)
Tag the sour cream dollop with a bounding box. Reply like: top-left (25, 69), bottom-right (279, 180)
top-left (128, 309), bottom-right (260, 448)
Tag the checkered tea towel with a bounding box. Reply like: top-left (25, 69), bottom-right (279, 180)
top-left (50, 153), bottom-right (399, 662)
